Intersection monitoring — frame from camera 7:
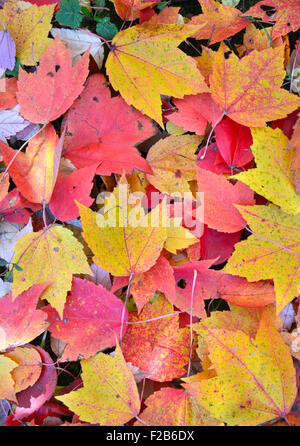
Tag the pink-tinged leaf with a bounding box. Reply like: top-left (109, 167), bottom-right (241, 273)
top-left (168, 93), bottom-right (222, 135)
top-left (214, 116), bottom-right (253, 168)
top-left (173, 260), bottom-right (223, 318)
top-left (0, 189), bottom-right (41, 224)
top-left (187, 225), bottom-right (241, 265)
top-left (0, 77), bottom-right (18, 110)
top-left (112, 255), bottom-right (177, 313)
top-left (17, 36), bottom-right (89, 124)
top-left (49, 166), bottom-right (96, 222)
top-left (196, 167), bottom-right (255, 233)
top-left (13, 346), bottom-right (57, 420)
top-left (63, 74), bottom-right (155, 175)
top-left (0, 283), bottom-right (49, 353)
top-left (0, 30), bottom-right (16, 71)
top-left (217, 275), bottom-right (276, 308)
top-left (122, 294), bottom-right (190, 382)
top-left (42, 278), bottom-right (128, 362)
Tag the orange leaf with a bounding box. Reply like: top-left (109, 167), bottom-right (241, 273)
top-left (122, 294), bottom-right (190, 381)
top-left (1, 124), bottom-right (63, 204)
top-left (210, 45), bottom-right (300, 127)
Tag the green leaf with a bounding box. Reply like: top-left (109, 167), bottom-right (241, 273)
top-left (5, 270), bottom-right (13, 283)
top-left (56, 0), bottom-right (82, 29)
top-left (13, 264), bottom-right (23, 272)
top-left (157, 1), bottom-right (168, 11)
top-left (96, 17), bottom-right (118, 40)
top-left (5, 58), bottom-right (23, 77)
top-left (0, 258), bottom-right (8, 267)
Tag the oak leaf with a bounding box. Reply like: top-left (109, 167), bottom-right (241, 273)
top-left (105, 23), bottom-right (209, 127)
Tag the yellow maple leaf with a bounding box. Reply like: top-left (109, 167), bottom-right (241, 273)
top-left (106, 23), bottom-right (209, 127)
top-left (224, 205), bottom-right (300, 312)
top-left (165, 220), bottom-right (198, 254)
top-left (0, 355), bottom-right (18, 402)
top-left (183, 309), bottom-right (297, 426)
top-left (11, 226), bottom-right (90, 317)
top-left (146, 134), bottom-right (202, 195)
top-left (210, 45), bottom-right (300, 127)
top-left (56, 341), bottom-right (140, 425)
top-left (233, 127), bottom-right (300, 214)
top-left (0, 1), bottom-right (55, 66)
top-left (77, 176), bottom-right (168, 276)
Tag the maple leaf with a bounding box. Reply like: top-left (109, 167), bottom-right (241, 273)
top-left (210, 45), bottom-right (300, 127)
top-left (135, 387), bottom-right (217, 426)
top-left (217, 275), bottom-right (276, 308)
top-left (290, 114), bottom-right (300, 193)
top-left (0, 355), bottom-right (18, 402)
top-left (11, 226), bottom-right (90, 317)
top-left (0, 77), bottom-right (18, 110)
top-left (173, 260), bottom-right (223, 318)
top-left (111, 0), bottom-right (158, 21)
top-left (0, 124), bottom-right (63, 204)
top-left (168, 93), bottom-right (222, 136)
top-left (77, 176), bottom-right (168, 276)
top-left (190, 0), bottom-right (249, 44)
top-left (0, 283), bottom-right (49, 352)
top-left (4, 346), bottom-right (42, 393)
top-left (112, 254), bottom-right (177, 313)
top-left (48, 166), bottom-right (96, 222)
top-left (196, 166), bottom-right (255, 233)
top-left (13, 345), bottom-right (57, 420)
top-left (43, 278), bottom-right (128, 362)
top-left (63, 74), bottom-right (155, 176)
top-left (183, 310), bottom-right (297, 426)
top-left (17, 36), bottom-right (89, 124)
top-left (233, 126), bottom-right (300, 214)
top-left (244, 0), bottom-right (300, 40)
top-left (187, 226), bottom-right (241, 265)
top-left (0, 1), bottom-right (55, 65)
top-left (121, 294), bottom-right (190, 381)
top-left (56, 341), bottom-right (141, 425)
top-left (224, 205), bottom-right (300, 312)
top-left (105, 23), bottom-right (209, 127)
top-left (146, 134), bottom-right (201, 196)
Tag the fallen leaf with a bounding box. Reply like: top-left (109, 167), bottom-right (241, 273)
top-left (11, 225), bottom-right (90, 317)
top-left (56, 341), bottom-right (141, 425)
top-left (106, 23), bottom-right (209, 126)
top-left (17, 35), bottom-right (89, 123)
top-left (43, 277), bottom-right (128, 361)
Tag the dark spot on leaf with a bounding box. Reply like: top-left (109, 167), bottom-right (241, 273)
top-left (137, 120), bottom-right (143, 130)
top-left (287, 22), bottom-right (291, 26)
top-left (53, 247), bottom-right (59, 252)
top-left (115, 394), bottom-right (120, 398)
top-left (55, 65), bottom-right (60, 72)
top-left (177, 279), bottom-right (186, 289)
top-left (93, 96), bottom-right (99, 102)
top-left (47, 72), bottom-right (54, 78)
top-left (138, 281), bottom-right (143, 286)
top-left (175, 169), bottom-right (182, 178)
top-left (21, 277), bottom-right (26, 282)
top-left (224, 51), bottom-right (232, 60)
